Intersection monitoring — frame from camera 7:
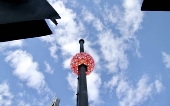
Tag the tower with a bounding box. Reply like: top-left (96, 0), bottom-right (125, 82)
top-left (70, 39), bottom-right (95, 106)
top-left (51, 94), bottom-right (60, 106)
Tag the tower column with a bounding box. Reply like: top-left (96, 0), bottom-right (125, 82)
top-left (78, 64), bottom-right (88, 106)
top-left (70, 39), bottom-right (94, 106)
top-left (78, 39), bottom-right (88, 106)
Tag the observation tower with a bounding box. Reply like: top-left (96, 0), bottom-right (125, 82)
top-left (70, 39), bottom-right (95, 106)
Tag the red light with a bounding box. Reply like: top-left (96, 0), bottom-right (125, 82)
top-left (70, 52), bottom-right (95, 75)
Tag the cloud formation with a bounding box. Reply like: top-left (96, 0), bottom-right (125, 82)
top-left (99, 0), bottom-right (164, 105)
top-left (162, 52), bottom-right (170, 68)
top-left (82, 8), bottom-right (103, 31)
top-left (18, 100), bottom-right (30, 106)
top-left (105, 75), bottom-right (163, 106)
top-left (44, 61), bottom-right (54, 74)
top-left (0, 40), bottom-right (23, 52)
top-left (0, 81), bottom-right (13, 106)
top-left (5, 50), bottom-right (50, 94)
top-left (98, 30), bottom-right (129, 73)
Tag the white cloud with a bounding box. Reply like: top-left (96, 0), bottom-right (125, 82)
top-left (49, 44), bottom-right (58, 60)
top-left (154, 80), bottom-right (163, 93)
top-left (82, 8), bottom-right (95, 23)
top-left (31, 94), bottom-right (51, 106)
top-left (93, 0), bottom-right (100, 4)
top-left (93, 19), bottom-right (103, 31)
top-left (105, 75), bottom-right (163, 106)
top-left (104, 75), bottom-right (119, 92)
top-left (103, 5), bottom-right (119, 24)
top-left (121, 0), bottom-right (144, 36)
top-left (0, 40), bottom-right (23, 52)
top-left (40, 34), bottom-right (55, 43)
top-left (98, 30), bottom-right (129, 73)
top-left (162, 52), bottom-right (170, 68)
top-left (61, 41), bottom-right (79, 57)
top-left (102, 0), bottom-right (161, 105)
top-left (118, 75), bottom-right (153, 106)
top-left (18, 92), bottom-right (25, 97)
top-left (44, 61), bottom-right (54, 74)
top-left (63, 57), bottom-right (72, 69)
top-left (0, 81), bottom-right (13, 106)
top-left (86, 72), bottom-right (103, 105)
top-left (67, 72), bottom-right (77, 99)
top-left (5, 50), bottom-right (50, 93)
top-left (96, 0), bottom-right (143, 73)
top-left (18, 100), bottom-right (30, 106)
top-left (102, 0), bottom-right (143, 58)
top-left (39, 34), bottom-right (58, 61)
top-left (82, 8), bottom-right (103, 31)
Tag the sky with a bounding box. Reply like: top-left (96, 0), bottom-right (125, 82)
top-left (0, 0), bottom-right (170, 106)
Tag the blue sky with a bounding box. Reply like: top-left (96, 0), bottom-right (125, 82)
top-left (0, 0), bottom-right (170, 105)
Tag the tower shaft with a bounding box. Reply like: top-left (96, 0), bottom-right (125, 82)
top-left (77, 39), bottom-right (88, 106)
top-left (78, 65), bottom-right (88, 106)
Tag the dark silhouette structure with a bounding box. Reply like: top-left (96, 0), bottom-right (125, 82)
top-left (70, 39), bottom-right (95, 106)
top-left (141, 0), bottom-right (170, 11)
top-left (0, 0), bottom-right (60, 42)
